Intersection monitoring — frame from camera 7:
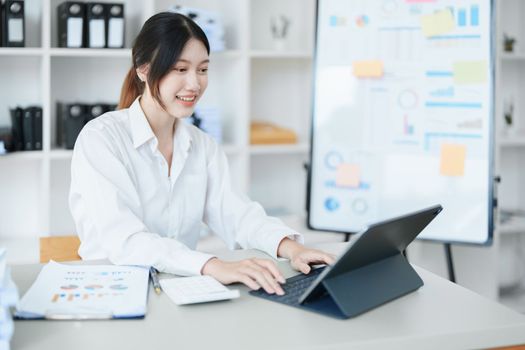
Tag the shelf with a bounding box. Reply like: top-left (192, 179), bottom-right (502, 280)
top-left (210, 50), bottom-right (242, 59)
top-left (0, 151), bottom-right (44, 160)
top-left (49, 149), bottom-right (73, 160)
top-left (249, 143), bottom-right (309, 155)
top-left (499, 136), bottom-right (525, 147)
top-left (0, 0), bottom-right (316, 237)
top-left (46, 49), bottom-right (242, 59)
top-left (0, 48), bottom-right (43, 56)
top-left (220, 144), bottom-right (243, 155)
top-left (49, 48), bottom-right (132, 58)
top-left (250, 50), bottom-right (312, 59)
top-left (499, 218), bottom-right (525, 235)
top-left (49, 145), bottom-right (242, 159)
top-left (499, 52), bottom-right (525, 61)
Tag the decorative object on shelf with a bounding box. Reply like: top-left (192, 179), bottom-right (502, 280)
top-left (169, 6), bottom-right (225, 52)
top-left (56, 102), bottom-right (116, 149)
top-left (57, 2), bottom-right (125, 49)
top-left (186, 106), bottom-right (222, 143)
top-left (503, 97), bottom-right (515, 135)
top-left (250, 121), bottom-right (297, 145)
top-left (503, 33), bottom-right (516, 53)
top-left (271, 15), bottom-right (291, 51)
top-left (1, 0), bottom-right (25, 47)
top-left (6, 105), bottom-right (42, 152)
top-left (0, 127), bottom-right (13, 155)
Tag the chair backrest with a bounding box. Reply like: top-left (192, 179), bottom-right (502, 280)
top-left (39, 236), bottom-right (81, 263)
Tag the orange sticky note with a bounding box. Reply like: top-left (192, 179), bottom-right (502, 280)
top-left (336, 163), bottom-right (360, 187)
top-left (352, 60), bottom-right (384, 78)
top-left (440, 143), bottom-right (466, 177)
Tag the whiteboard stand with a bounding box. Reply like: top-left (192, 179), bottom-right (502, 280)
top-left (445, 243), bottom-right (456, 283)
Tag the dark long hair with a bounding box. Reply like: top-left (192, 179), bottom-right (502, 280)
top-left (118, 12), bottom-right (210, 109)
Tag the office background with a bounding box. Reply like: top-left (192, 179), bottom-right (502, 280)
top-left (0, 0), bottom-right (524, 316)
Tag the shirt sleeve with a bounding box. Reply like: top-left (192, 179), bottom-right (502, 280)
top-left (203, 140), bottom-right (304, 259)
top-left (69, 126), bottom-right (214, 276)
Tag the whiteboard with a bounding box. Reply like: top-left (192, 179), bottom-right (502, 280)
top-left (307, 0), bottom-right (495, 244)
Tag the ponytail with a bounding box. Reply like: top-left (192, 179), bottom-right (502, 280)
top-left (118, 67), bottom-right (144, 109)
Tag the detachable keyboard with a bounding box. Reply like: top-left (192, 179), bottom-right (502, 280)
top-left (249, 266), bottom-right (326, 306)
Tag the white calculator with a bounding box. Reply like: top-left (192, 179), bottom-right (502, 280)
top-left (159, 276), bottom-right (240, 305)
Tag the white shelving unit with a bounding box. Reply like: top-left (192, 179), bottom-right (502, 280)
top-left (496, 0), bottom-right (525, 308)
top-left (0, 0), bottom-right (315, 237)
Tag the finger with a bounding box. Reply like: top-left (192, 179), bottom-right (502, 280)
top-left (294, 261), bottom-right (311, 274)
top-left (327, 254), bottom-right (337, 265)
top-left (304, 251), bottom-right (336, 265)
top-left (241, 267), bottom-right (276, 294)
top-left (246, 264), bottom-right (283, 295)
top-left (257, 266), bottom-right (284, 295)
top-left (237, 274), bottom-right (261, 291)
top-left (315, 252), bottom-right (336, 265)
top-left (254, 259), bottom-right (286, 284)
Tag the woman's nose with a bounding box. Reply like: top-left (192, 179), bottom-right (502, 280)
top-left (185, 72), bottom-right (200, 91)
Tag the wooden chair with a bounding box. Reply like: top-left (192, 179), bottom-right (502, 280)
top-left (39, 236), bottom-right (81, 263)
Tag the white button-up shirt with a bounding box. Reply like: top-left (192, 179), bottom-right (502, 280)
top-left (69, 98), bottom-right (302, 276)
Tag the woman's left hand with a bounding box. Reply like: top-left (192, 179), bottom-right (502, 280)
top-left (277, 238), bottom-right (336, 274)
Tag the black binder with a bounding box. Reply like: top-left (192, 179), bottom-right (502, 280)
top-left (86, 103), bottom-right (113, 123)
top-left (251, 205), bottom-right (443, 319)
top-left (22, 107), bottom-right (33, 150)
top-left (57, 2), bottom-right (85, 48)
top-left (105, 3), bottom-right (124, 48)
top-left (9, 107), bottom-right (23, 151)
top-left (2, 0), bottom-right (25, 47)
top-left (32, 107), bottom-right (43, 150)
top-left (57, 102), bottom-right (88, 149)
top-left (85, 3), bottom-right (106, 48)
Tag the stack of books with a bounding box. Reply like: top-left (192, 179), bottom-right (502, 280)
top-left (0, 248), bottom-right (18, 350)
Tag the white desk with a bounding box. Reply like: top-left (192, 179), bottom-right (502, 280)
top-left (10, 243), bottom-right (525, 350)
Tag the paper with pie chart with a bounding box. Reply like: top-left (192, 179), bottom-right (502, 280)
top-left (309, 0), bottom-right (493, 244)
top-left (16, 261), bottom-right (149, 319)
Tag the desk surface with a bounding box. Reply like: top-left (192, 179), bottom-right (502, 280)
top-left (10, 243), bottom-right (525, 350)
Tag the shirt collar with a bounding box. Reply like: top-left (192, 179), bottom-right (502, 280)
top-left (129, 97), bottom-right (155, 149)
top-left (173, 118), bottom-right (193, 155)
top-left (129, 96), bottom-right (193, 153)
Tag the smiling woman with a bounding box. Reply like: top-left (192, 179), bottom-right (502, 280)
top-left (68, 12), bottom-right (334, 296)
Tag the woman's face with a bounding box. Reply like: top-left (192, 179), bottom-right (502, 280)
top-left (157, 38), bottom-right (209, 119)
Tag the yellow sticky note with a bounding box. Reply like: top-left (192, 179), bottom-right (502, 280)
top-left (352, 60), bottom-right (384, 78)
top-left (453, 61), bottom-right (487, 85)
top-left (336, 163), bottom-right (360, 187)
top-left (420, 9), bottom-right (455, 37)
top-left (440, 143), bottom-right (466, 177)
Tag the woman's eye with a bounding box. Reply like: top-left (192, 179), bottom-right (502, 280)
top-left (199, 68), bottom-right (208, 74)
top-left (174, 68), bottom-right (187, 72)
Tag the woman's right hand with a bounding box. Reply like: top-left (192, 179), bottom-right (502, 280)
top-left (201, 257), bottom-right (286, 295)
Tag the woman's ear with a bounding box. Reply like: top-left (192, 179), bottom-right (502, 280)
top-left (136, 64), bottom-right (149, 82)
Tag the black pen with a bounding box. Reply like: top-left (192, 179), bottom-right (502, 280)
top-left (149, 267), bottom-right (162, 295)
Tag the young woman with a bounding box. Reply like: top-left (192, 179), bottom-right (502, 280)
top-left (69, 12), bottom-right (334, 296)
